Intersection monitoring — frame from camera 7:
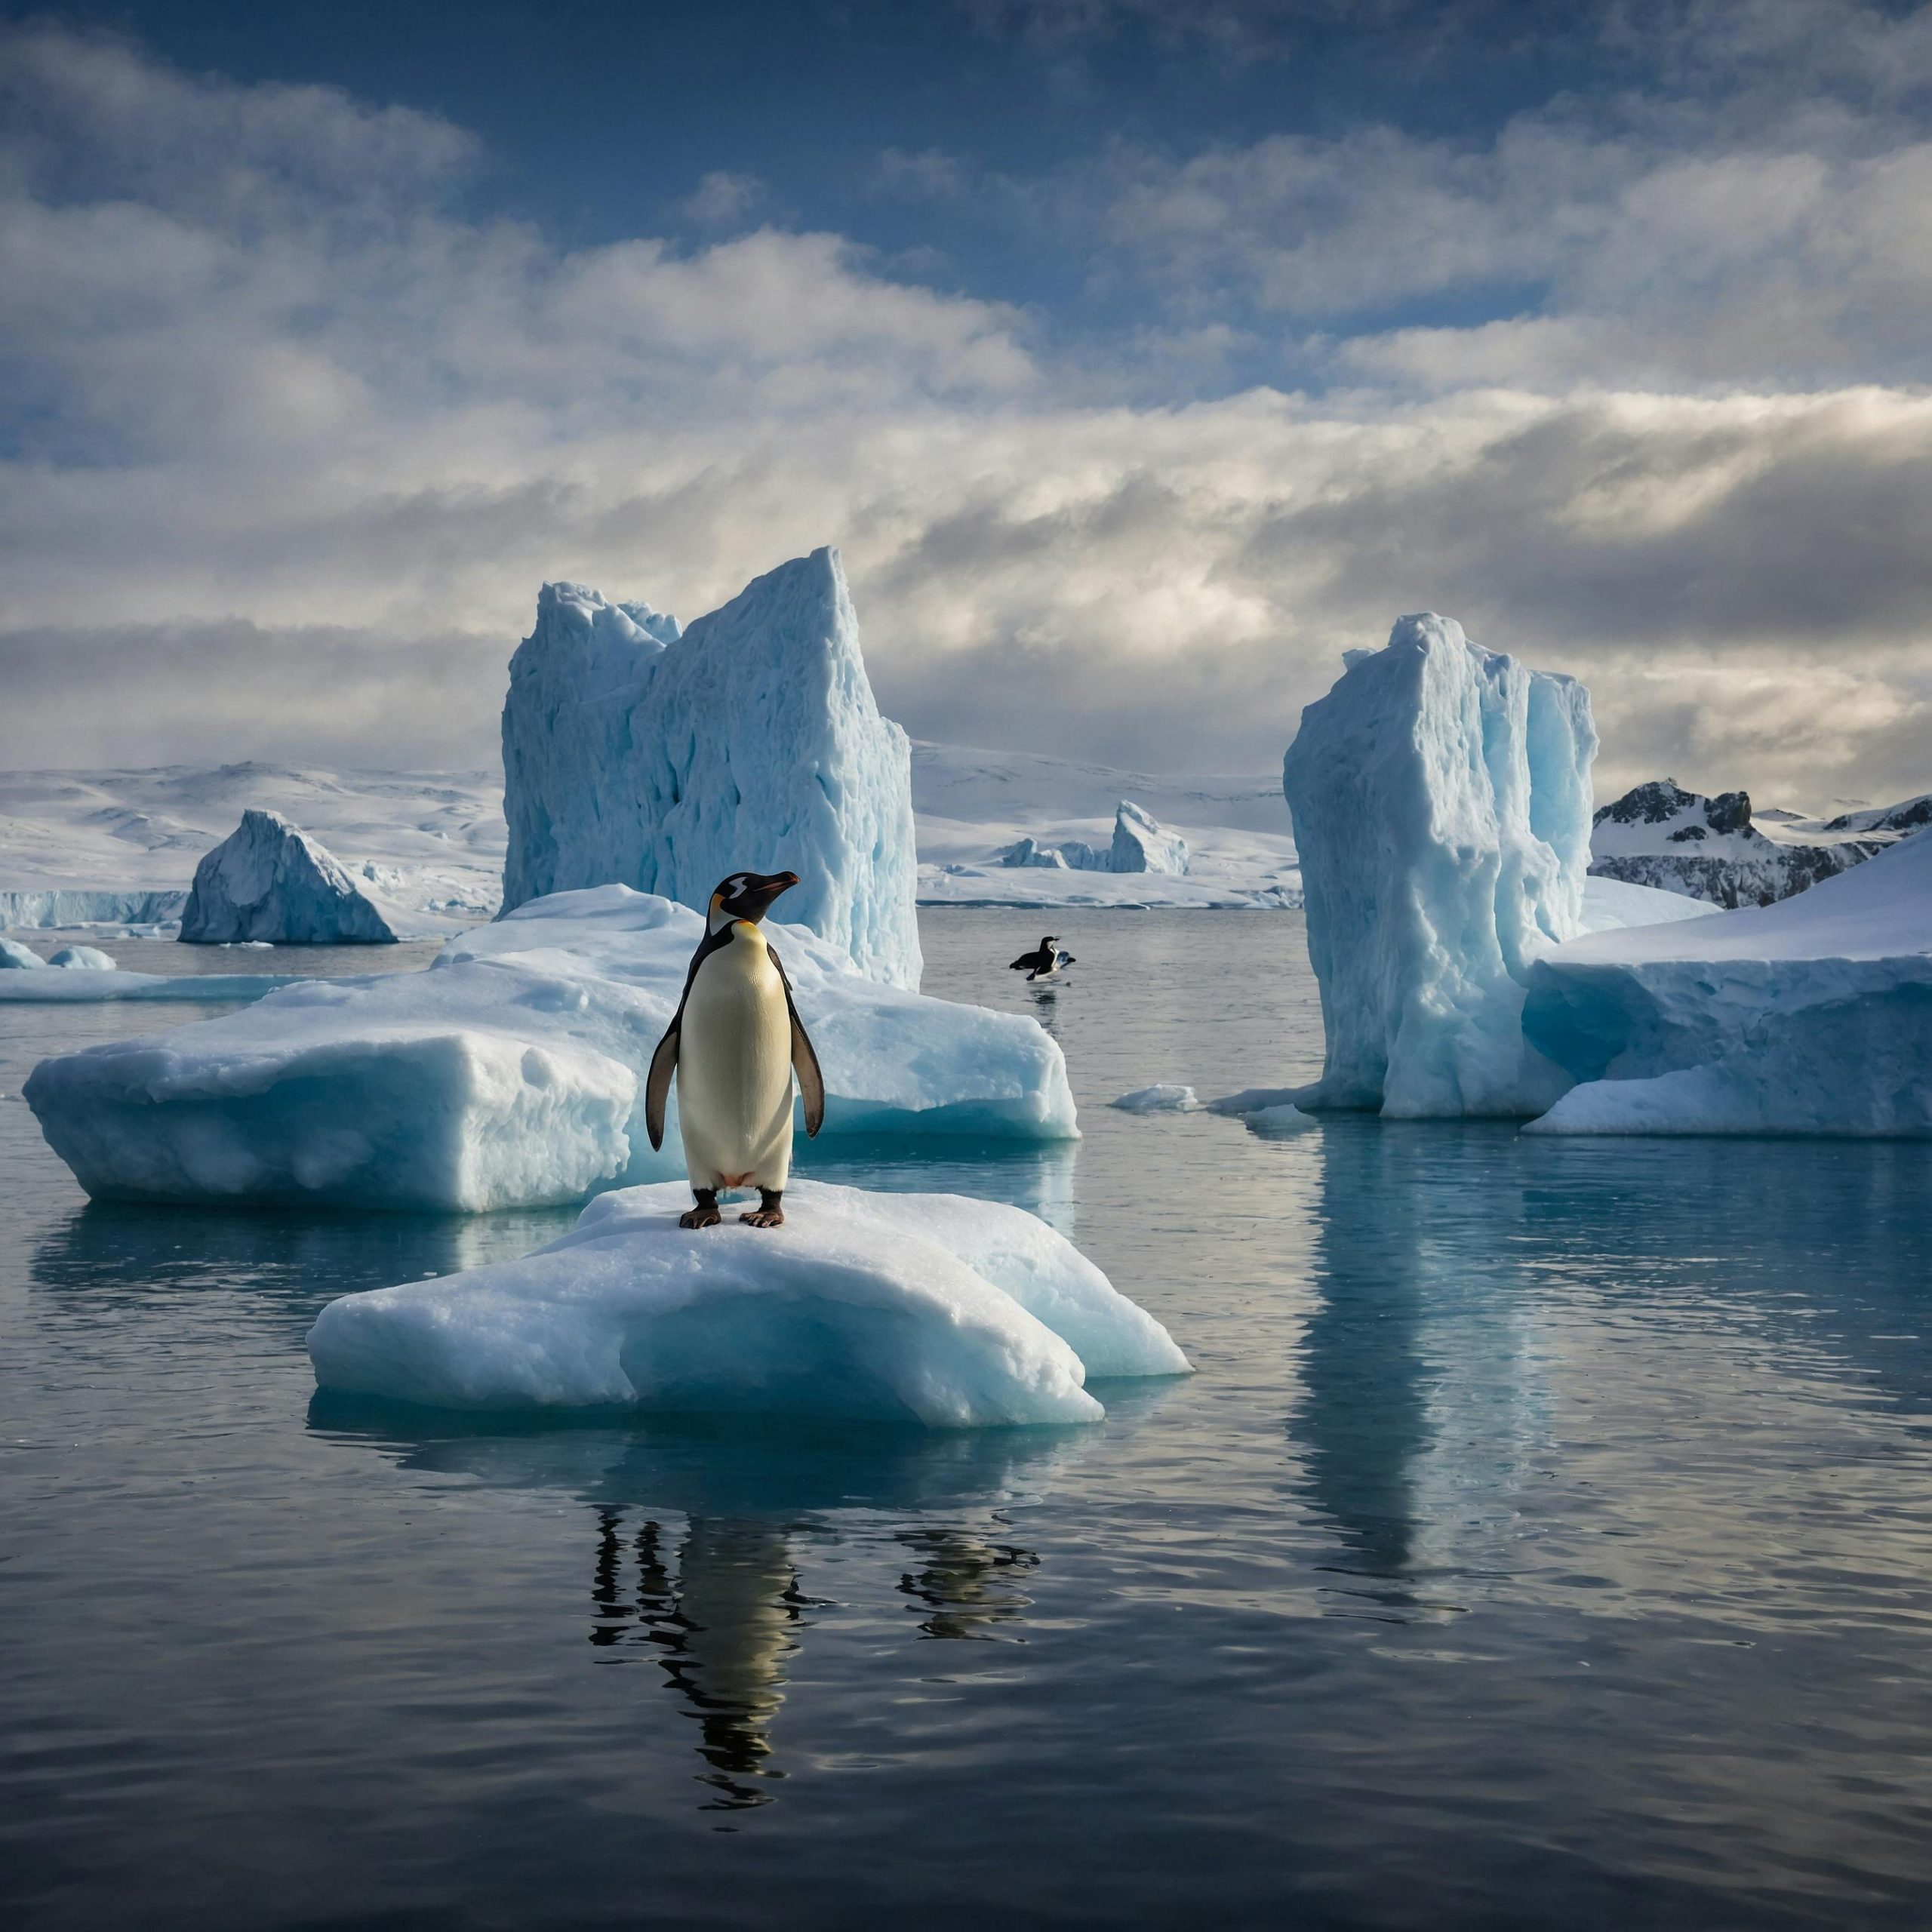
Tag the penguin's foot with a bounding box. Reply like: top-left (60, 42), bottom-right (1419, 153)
top-left (679, 1189), bottom-right (722, 1229)
top-left (739, 1189), bottom-right (785, 1229)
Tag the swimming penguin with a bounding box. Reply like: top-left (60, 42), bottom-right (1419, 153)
top-left (1008, 936), bottom-right (1075, 981)
top-left (645, 870), bottom-right (826, 1229)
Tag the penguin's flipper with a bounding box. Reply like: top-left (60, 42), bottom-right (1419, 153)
top-left (790, 1011), bottom-right (826, 1138)
top-left (769, 943), bottom-right (826, 1137)
top-left (645, 1022), bottom-right (679, 1152)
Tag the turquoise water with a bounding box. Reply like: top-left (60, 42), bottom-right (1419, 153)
top-left (4, 911), bottom-right (1931, 1929)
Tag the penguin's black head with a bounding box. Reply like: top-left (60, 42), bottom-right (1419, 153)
top-left (710, 870), bottom-right (798, 928)
top-left (1041, 935), bottom-right (1057, 949)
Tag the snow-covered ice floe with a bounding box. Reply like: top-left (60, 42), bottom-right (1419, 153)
top-left (503, 548), bottom-right (921, 989)
top-left (1523, 824), bottom-right (1932, 1138)
top-left (26, 886), bottom-right (1077, 1211)
top-left (0, 969), bottom-right (309, 1004)
top-left (306, 1180), bottom-right (1189, 1426)
top-left (1107, 1084), bottom-right (1202, 1113)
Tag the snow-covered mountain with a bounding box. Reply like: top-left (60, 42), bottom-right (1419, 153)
top-left (0, 741), bottom-right (1303, 928)
top-left (1588, 778), bottom-right (1907, 908)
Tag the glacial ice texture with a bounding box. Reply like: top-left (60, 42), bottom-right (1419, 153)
top-left (306, 1179), bottom-right (1189, 1426)
top-left (502, 548), bottom-right (922, 989)
top-left (1524, 823), bottom-right (1932, 1137)
top-left (180, 810), bottom-right (398, 944)
top-left (26, 887), bottom-right (1075, 1212)
top-left (1281, 614), bottom-right (1598, 1118)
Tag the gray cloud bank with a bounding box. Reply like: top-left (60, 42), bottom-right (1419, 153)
top-left (2, 11), bottom-right (1930, 807)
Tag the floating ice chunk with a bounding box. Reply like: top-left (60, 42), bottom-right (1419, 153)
top-left (1109, 801), bottom-right (1189, 875)
top-left (1281, 614), bottom-right (1597, 1118)
top-left (502, 549), bottom-right (922, 989)
top-left (1244, 1103), bottom-right (1317, 1135)
top-left (26, 887), bottom-right (1076, 1211)
top-left (1524, 824), bottom-right (1932, 1137)
top-left (49, 944), bottom-right (115, 970)
top-left (306, 1180), bottom-right (1189, 1426)
top-left (1108, 1084), bottom-right (1202, 1113)
top-left (0, 970), bottom-right (309, 1004)
top-left (181, 809), bottom-right (399, 944)
top-left (2, 937), bottom-right (48, 968)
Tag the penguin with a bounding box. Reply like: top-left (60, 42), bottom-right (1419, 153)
top-left (645, 870), bottom-right (826, 1229)
top-left (1008, 936), bottom-right (1075, 981)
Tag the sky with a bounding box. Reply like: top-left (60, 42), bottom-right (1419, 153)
top-left (2, 0), bottom-right (1930, 806)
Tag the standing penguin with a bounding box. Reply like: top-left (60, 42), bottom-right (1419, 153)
top-left (645, 870), bottom-right (826, 1229)
top-left (1008, 935), bottom-right (1075, 981)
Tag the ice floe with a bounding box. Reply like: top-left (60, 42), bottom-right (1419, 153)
top-left (306, 1179), bottom-right (1189, 1426)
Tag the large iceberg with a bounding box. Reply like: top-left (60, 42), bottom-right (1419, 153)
top-left (1281, 614), bottom-right (1597, 1117)
top-left (307, 1180), bottom-right (1189, 1426)
top-left (502, 548), bottom-right (922, 989)
top-left (26, 887), bottom-right (1076, 1212)
top-left (180, 809), bottom-right (398, 944)
top-left (1523, 824), bottom-right (1932, 1137)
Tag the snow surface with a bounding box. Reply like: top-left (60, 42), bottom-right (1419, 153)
top-left (306, 1178), bottom-right (1189, 1426)
top-left (1281, 614), bottom-right (1598, 1118)
top-left (180, 810), bottom-right (401, 944)
top-left (1107, 1084), bottom-right (1202, 1113)
top-left (502, 549), bottom-right (921, 989)
top-left (1524, 826), bottom-right (1932, 1137)
top-left (26, 886), bottom-right (1076, 1212)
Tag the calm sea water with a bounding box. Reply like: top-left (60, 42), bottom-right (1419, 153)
top-left (4, 911), bottom-right (1931, 1930)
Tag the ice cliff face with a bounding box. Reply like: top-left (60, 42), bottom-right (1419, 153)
top-left (180, 810), bottom-right (398, 944)
top-left (997, 801), bottom-right (1188, 875)
top-left (1589, 779), bottom-right (1884, 907)
top-left (1281, 614), bottom-right (1596, 1118)
top-left (501, 547), bottom-right (922, 990)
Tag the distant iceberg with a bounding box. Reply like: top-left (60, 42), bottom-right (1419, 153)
top-left (26, 887), bottom-right (1076, 1212)
top-left (502, 548), bottom-right (922, 989)
top-left (180, 810), bottom-right (399, 944)
top-left (1281, 614), bottom-right (1596, 1118)
top-left (1525, 823), bottom-right (1932, 1137)
top-left (997, 801), bottom-right (1188, 877)
top-left (307, 1180), bottom-right (1189, 1426)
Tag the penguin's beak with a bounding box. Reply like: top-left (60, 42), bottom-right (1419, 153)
top-left (734, 871), bottom-right (798, 922)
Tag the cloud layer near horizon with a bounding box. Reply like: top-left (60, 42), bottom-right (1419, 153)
top-left (2, 12), bottom-right (1929, 808)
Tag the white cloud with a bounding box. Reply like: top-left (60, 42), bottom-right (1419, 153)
top-left (1, 22), bottom-right (1929, 813)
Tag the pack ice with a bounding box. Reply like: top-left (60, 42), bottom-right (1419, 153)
top-left (306, 1180), bottom-right (1189, 1427)
top-left (1281, 614), bottom-right (1598, 1117)
top-left (1523, 823), bottom-right (1932, 1137)
top-left (25, 887), bottom-right (1076, 1211)
top-left (180, 809), bottom-right (399, 944)
top-left (503, 548), bottom-right (922, 989)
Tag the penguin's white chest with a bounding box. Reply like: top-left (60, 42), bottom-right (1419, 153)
top-left (676, 926), bottom-right (795, 1190)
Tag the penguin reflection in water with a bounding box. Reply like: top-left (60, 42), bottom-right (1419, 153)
top-left (646, 871), bottom-right (825, 1229)
top-left (1009, 935), bottom-right (1075, 982)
